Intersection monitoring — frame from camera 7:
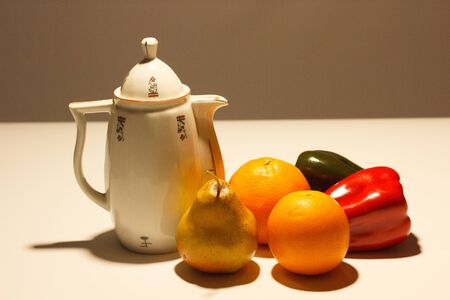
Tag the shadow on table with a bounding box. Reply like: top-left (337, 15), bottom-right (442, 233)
top-left (272, 262), bottom-right (358, 292)
top-left (30, 230), bottom-right (179, 264)
top-left (174, 260), bottom-right (260, 289)
top-left (254, 244), bottom-right (273, 258)
top-left (345, 233), bottom-right (421, 259)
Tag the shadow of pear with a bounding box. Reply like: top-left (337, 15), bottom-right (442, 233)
top-left (346, 233), bottom-right (422, 259)
top-left (174, 260), bottom-right (260, 289)
top-left (254, 244), bottom-right (274, 258)
top-left (31, 230), bottom-right (179, 264)
top-left (272, 262), bottom-right (358, 292)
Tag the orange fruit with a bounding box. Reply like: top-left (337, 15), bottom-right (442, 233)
top-left (267, 190), bottom-right (349, 275)
top-left (229, 157), bottom-right (310, 244)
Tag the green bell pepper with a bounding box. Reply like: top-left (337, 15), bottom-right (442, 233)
top-left (295, 150), bottom-right (363, 191)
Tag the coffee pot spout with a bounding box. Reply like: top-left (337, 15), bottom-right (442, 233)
top-left (191, 95), bottom-right (228, 181)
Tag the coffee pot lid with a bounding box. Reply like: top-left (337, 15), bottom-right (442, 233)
top-left (115, 37), bottom-right (189, 101)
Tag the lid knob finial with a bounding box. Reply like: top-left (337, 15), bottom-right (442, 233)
top-left (141, 37), bottom-right (158, 60)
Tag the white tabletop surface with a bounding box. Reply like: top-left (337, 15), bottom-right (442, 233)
top-left (1, 118), bottom-right (449, 299)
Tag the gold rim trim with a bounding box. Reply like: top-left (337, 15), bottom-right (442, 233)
top-left (114, 91), bottom-right (191, 103)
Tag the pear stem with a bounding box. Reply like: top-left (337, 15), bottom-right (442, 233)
top-left (206, 170), bottom-right (222, 200)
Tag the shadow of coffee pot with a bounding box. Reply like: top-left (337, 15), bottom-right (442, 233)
top-left (31, 230), bottom-right (180, 264)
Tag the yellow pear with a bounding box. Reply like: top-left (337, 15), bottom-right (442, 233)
top-left (176, 176), bottom-right (258, 273)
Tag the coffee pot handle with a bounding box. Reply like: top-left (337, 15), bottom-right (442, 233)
top-left (191, 95), bottom-right (228, 182)
top-left (69, 99), bottom-right (113, 210)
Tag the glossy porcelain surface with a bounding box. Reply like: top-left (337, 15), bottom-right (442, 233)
top-left (108, 97), bottom-right (202, 253)
top-left (118, 37), bottom-right (188, 101)
top-left (69, 37), bottom-right (228, 253)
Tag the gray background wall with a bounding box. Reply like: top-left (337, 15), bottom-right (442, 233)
top-left (1, 0), bottom-right (449, 121)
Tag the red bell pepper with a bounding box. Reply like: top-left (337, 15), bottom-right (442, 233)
top-left (325, 166), bottom-right (411, 251)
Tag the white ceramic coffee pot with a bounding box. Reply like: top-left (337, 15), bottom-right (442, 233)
top-left (69, 37), bottom-right (227, 254)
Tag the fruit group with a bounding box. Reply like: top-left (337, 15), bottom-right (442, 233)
top-left (267, 190), bottom-right (349, 275)
top-left (176, 177), bottom-right (258, 273)
top-left (230, 157), bottom-right (310, 244)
